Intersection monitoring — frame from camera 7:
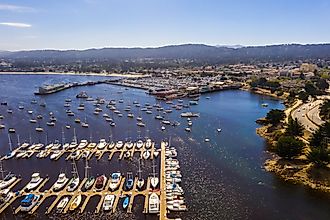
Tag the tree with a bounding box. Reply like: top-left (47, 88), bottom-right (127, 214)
top-left (309, 122), bottom-right (330, 147)
top-left (285, 116), bottom-right (304, 137)
top-left (307, 145), bottom-right (330, 167)
top-left (315, 78), bottom-right (329, 91)
top-left (298, 91), bottom-right (309, 103)
top-left (266, 109), bottom-right (285, 126)
top-left (319, 100), bottom-right (330, 121)
top-left (276, 136), bottom-right (305, 159)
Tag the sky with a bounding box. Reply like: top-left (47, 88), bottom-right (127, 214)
top-left (0, 0), bottom-right (329, 51)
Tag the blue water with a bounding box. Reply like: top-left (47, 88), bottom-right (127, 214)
top-left (0, 74), bottom-right (329, 220)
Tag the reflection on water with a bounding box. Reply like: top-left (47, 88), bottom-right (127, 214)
top-left (0, 74), bottom-right (329, 220)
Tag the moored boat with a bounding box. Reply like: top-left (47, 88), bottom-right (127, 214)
top-left (148, 192), bottom-right (160, 213)
top-left (69, 194), bottom-right (82, 211)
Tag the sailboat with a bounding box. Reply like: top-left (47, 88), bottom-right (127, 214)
top-left (81, 116), bottom-right (89, 128)
top-left (137, 159), bottom-right (144, 190)
top-left (150, 160), bottom-right (159, 189)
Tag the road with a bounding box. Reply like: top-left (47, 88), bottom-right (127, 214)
top-left (291, 99), bottom-right (324, 133)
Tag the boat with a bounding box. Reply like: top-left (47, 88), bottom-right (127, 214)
top-left (115, 141), bottom-right (124, 149)
top-left (0, 173), bottom-right (17, 189)
top-left (146, 110), bottom-right (152, 114)
top-left (7, 109), bottom-right (13, 114)
top-left (76, 91), bottom-right (88, 99)
top-left (125, 173), bottom-right (134, 191)
top-left (53, 173), bottom-right (69, 191)
top-left (136, 116), bottom-right (143, 121)
top-left (3, 151), bottom-right (16, 160)
top-left (145, 139), bottom-right (152, 149)
top-left (20, 194), bottom-right (40, 212)
top-left (180, 112), bottom-right (200, 117)
top-left (29, 119), bottom-right (37, 123)
top-left (136, 140), bottom-right (143, 149)
top-left (0, 124), bottom-right (5, 129)
top-left (189, 100), bottom-right (198, 105)
top-left (161, 126), bottom-right (166, 131)
top-left (127, 113), bottom-right (134, 118)
top-left (124, 151), bottom-right (131, 159)
top-left (188, 121), bottom-right (193, 126)
top-left (77, 140), bottom-right (88, 149)
top-left (83, 176), bottom-right (95, 191)
top-left (74, 118), bottom-right (81, 123)
top-left (122, 196), bottom-right (130, 209)
top-left (261, 103), bottom-right (268, 107)
top-left (142, 150), bottom-right (150, 160)
top-left (148, 193), bottom-right (160, 213)
top-left (185, 127), bottom-right (191, 132)
top-left (66, 125), bottom-right (71, 129)
top-left (137, 160), bottom-right (144, 190)
top-left (150, 161), bottom-right (159, 189)
top-left (217, 128), bottom-right (222, 132)
top-left (47, 121), bottom-right (55, 126)
top-left (69, 194), bottom-right (82, 211)
top-left (204, 138), bottom-right (210, 142)
top-left (67, 177), bottom-right (80, 192)
top-left (103, 194), bottom-right (115, 211)
top-left (81, 116), bottom-right (89, 128)
top-left (36, 127), bottom-right (44, 132)
top-left (8, 128), bottom-right (15, 133)
top-left (154, 151), bottom-right (160, 158)
top-left (18, 105), bottom-right (24, 109)
top-left (64, 103), bottom-right (71, 107)
top-left (96, 139), bottom-right (107, 150)
top-left (50, 150), bottom-right (62, 160)
top-left (27, 110), bottom-right (33, 114)
top-left (95, 175), bottom-right (107, 191)
top-left (155, 115), bottom-right (163, 120)
top-left (56, 196), bottom-right (69, 212)
top-left (109, 172), bottom-right (121, 191)
top-left (25, 173), bottom-right (43, 191)
top-left (37, 115), bottom-right (43, 119)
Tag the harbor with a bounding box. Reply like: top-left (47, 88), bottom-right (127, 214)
top-left (0, 141), bottom-right (186, 219)
top-left (0, 74), bottom-right (329, 220)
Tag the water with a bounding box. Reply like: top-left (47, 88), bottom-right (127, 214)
top-left (0, 74), bottom-right (329, 220)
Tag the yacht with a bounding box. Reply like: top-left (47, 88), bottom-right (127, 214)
top-left (136, 140), bottom-right (143, 149)
top-left (185, 127), bottom-right (191, 132)
top-left (103, 194), bottom-right (115, 211)
top-left (180, 112), bottom-right (200, 117)
top-left (145, 139), bottom-right (152, 149)
top-left (56, 196), bottom-right (69, 212)
top-left (25, 173), bottom-right (43, 191)
top-left (137, 122), bottom-right (146, 127)
top-left (77, 140), bottom-right (88, 149)
top-left (82, 176), bottom-right (95, 191)
top-left (150, 161), bottom-right (159, 189)
top-left (69, 194), bottom-right (82, 211)
top-left (96, 139), bottom-right (107, 150)
top-left (95, 175), bottom-right (107, 191)
top-left (29, 119), bottom-right (37, 123)
top-left (148, 193), bottom-right (160, 213)
top-left (0, 173), bottom-right (17, 190)
top-left (20, 194), bottom-right (40, 212)
top-left (137, 160), bottom-right (144, 190)
top-left (35, 127), bottom-right (44, 132)
top-left (67, 177), bottom-right (80, 192)
top-left (115, 141), bottom-right (124, 149)
top-left (109, 172), bottom-right (121, 191)
top-left (53, 173), bottom-right (69, 191)
top-left (142, 150), bottom-right (150, 160)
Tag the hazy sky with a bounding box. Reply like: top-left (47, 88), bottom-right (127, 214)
top-left (0, 0), bottom-right (329, 51)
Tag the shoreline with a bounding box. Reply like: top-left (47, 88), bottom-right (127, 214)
top-left (256, 103), bottom-right (330, 193)
top-left (0, 71), bottom-right (148, 78)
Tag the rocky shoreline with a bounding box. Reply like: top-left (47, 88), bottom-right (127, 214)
top-left (257, 120), bottom-right (330, 193)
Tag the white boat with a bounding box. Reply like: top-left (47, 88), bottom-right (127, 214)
top-left (126, 142), bottom-right (133, 149)
top-left (69, 194), bottom-right (82, 211)
top-left (53, 173), bottom-right (69, 191)
top-left (103, 194), bottom-right (115, 211)
top-left (154, 151), bottom-right (160, 158)
top-left (161, 126), bottom-right (166, 131)
top-left (115, 141), bottom-right (124, 149)
top-left (185, 127), bottom-right (191, 132)
top-left (67, 177), bottom-right (80, 192)
top-left (137, 159), bottom-right (144, 190)
top-left (26, 173), bottom-right (43, 191)
top-left (16, 151), bottom-right (26, 159)
top-left (148, 193), bottom-right (159, 213)
top-left (20, 194), bottom-right (40, 212)
top-left (96, 139), bottom-right (107, 150)
top-left (151, 161), bottom-right (159, 189)
top-left (56, 196), bottom-right (69, 211)
top-left (50, 150), bottom-right (61, 160)
top-left (77, 140), bottom-right (88, 149)
top-left (145, 139), bottom-right (152, 149)
top-left (109, 173), bottom-right (121, 191)
top-left (136, 140), bottom-right (143, 149)
top-left (0, 173), bottom-right (17, 190)
top-left (142, 150), bottom-right (150, 160)
top-left (29, 119), bottom-right (37, 123)
top-left (3, 151), bottom-right (16, 160)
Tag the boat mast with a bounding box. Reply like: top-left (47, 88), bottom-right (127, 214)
top-left (84, 158), bottom-right (90, 179)
top-left (61, 127), bottom-right (65, 144)
top-left (73, 128), bottom-right (77, 143)
top-left (8, 133), bottom-right (12, 152)
top-left (17, 134), bottom-right (20, 147)
top-left (152, 159), bottom-right (156, 178)
top-left (0, 160), bottom-right (5, 180)
top-left (138, 158), bottom-right (142, 180)
top-left (45, 132), bottom-right (48, 145)
top-left (71, 159), bottom-right (79, 179)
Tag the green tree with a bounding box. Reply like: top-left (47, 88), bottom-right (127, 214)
top-left (276, 136), bottom-right (305, 159)
top-left (309, 122), bottom-right (330, 147)
top-left (266, 109), bottom-right (285, 126)
top-left (307, 146), bottom-right (330, 167)
top-left (319, 100), bottom-right (330, 121)
top-left (285, 116), bottom-right (304, 137)
top-left (298, 91), bottom-right (309, 102)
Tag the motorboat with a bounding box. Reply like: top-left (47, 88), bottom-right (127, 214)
top-left (185, 127), bottom-right (191, 132)
top-left (122, 196), bottom-right (130, 209)
top-left (150, 161), bottom-right (159, 189)
top-left (82, 176), bottom-right (95, 191)
top-left (69, 194), bottom-right (82, 211)
top-left (137, 160), bottom-right (144, 190)
top-left (95, 175), bottom-right (107, 191)
top-left (125, 173), bottom-right (134, 191)
top-left (36, 127), bottom-right (44, 132)
top-left (145, 139), bottom-right (152, 149)
top-left (148, 193), bottom-right (159, 213)
top-left (136, 140), bottom-right (143, 149)
top-left (115, 141), bottom-right (124, 149)
top-left (161, 126), bottom-right (166, 131)
top-left (180, 112), bottom-right (200, 117)
top-left (126, 142), bottom-right (133, 149)
top-left (3, 151), bottom-right (16, 160)
top-left (56, 196), bottom-right (69, 212)
top-left (53, 173), bottom-right (69, 191)
top-left (20, 194), bottom-right (40, 212)
top-left (109, 173), bottom-right (121, 191)
top-left (25, 173), bottom-right (43, 191)
top-left (137, 122), bottom-right (146, 127)
top-left (0, 173), bottom-right (17, 190)
top-left (67, 177), bottom-right (80, 192)
top-left (142, 150), bottom-right (150, 160)
top-left (96, 139), bottom-right (107, 150)
top-left (29, 119), bottom-right (37, 123)
top-left (77, 140), bottom-right (88, 149)
top-left (103, 194), bottom-right (115, 211)
top-left (50, 150), bottom-right (61, 160)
